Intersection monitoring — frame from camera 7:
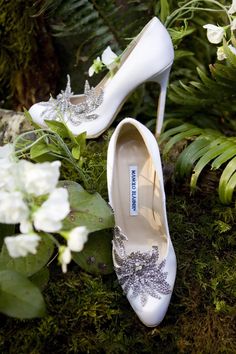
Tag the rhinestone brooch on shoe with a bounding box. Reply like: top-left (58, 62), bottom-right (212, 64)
top-left (39, 75), bottom-right (104, 126)
top-left (113, 226), bottom-right (171, 306)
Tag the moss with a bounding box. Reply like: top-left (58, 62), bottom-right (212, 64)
top-left (0, 190), bottom-right (235, 354)
top-left (60, 132), bottom-right (111, 199)
top-left (0, 0), bottom-right (59, 110)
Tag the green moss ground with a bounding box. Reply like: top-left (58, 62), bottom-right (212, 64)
top-left (0, 186), bottom-right (235, 354)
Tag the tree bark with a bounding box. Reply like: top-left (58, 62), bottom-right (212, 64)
top-left (0, 109), bottom-right (32, 145)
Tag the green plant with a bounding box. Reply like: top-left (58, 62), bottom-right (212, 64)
top-left (168, 42), bottom-right (236, 130)
top-left (160, 122), bottom-right (236, 203)
top-left (0, 126), bottom-right (114, 319)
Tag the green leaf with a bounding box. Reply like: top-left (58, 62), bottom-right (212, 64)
top-left (0, 235), bottom-right (54, 276)
top-left (222, 171), bottom-right (236, 204)
top-left (223, 40), bottom-right (236, 68)
top-left (72, 145), bottom-right (80, 160)
top-left (174, 50), bottom-right (194, 61)
top-left (73, 230), bottom-right (113, 275)
top-left (160, 0), bottom-right (170, 23)
top-left (219, 156), bottom-right (236, 204)
top-left (59, 180), bottom-right (114, 232)
top-left (176, 138), bottom-right (210, 178)
top-left (211, 145), bottom-right (236, 170)
top-left (0, 270), bottom-right (46, 318)
top-left (29, 267), bottom-right (50, 290)
top-left (75, 131), bottom-right (86, 150)
top-left (191, 141), bottom-right (232, 190)
top-left (44, 119), bottom-right (70, 139)
top-left (30, 140), bottom-right (51, 159)
top-left (23, 109), bottom-right (41, 130)
top-left (160, 123), bottom-right (195, 144)
top-left (163, 127), bottom-right (202, 155)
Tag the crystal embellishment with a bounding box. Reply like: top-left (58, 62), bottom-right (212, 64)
top-left (39, 75), bottom-right (103, 126)
top-left (113, 226), bottom-right (171, 306)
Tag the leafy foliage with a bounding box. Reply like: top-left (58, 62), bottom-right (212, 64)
top-left (0, 192), bottom-right (235, 353)
top-left (160, 122), bottom-right (236, 203)
top-left (169, 42), bottom-right (236, 130)
top-left (37, 0), bottom-right (152, 55)
top-left (0, 235), bottom-right (54, 277)
top-left (60, 180), bottom-right (114, 232)
top-left (0, 270), bottom-right (46, 319)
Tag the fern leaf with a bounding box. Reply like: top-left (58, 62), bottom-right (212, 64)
top-left (222, 171), bottom-right (236, 204)
top-left (190, 141), bottom-right (234, 190)
top-left (218, 156), bottom-right (236, 203)
top-left (211, 145), bottom-right (236, 170)
top-left (176, 138), bottom-right (210, 178)
top-left (163, 127), bottom-right (203, 155)
top-left (159, 123), bottom-right (196, 144)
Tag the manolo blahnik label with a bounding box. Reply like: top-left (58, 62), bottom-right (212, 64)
top-left (129, 165), bottom-right (138, 216)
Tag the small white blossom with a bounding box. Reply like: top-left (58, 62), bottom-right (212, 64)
top-left (33, 188), bottom-right (70, 232)
top-left (217, 46), bottom-right (227, 60)
top-left (5, 233), bottom-right (41, 258)
top-left (19, 160), bottom-right (61, 196)
top-left (67, 226), bottom-right (88, 252)
top-left (101, 46), bottom-right (118, 67)
top-left (0, 191), bottom-right (29, 224)
top-left (0, 159), bottom-right (16, 191)
top-left (59, 246), bottom-right (71, 273)
top-left (20, 219), bottom-right (33, 234)
top-left (0, 144), bottom-right (14, 160)
top-left (231, 18), bottom-right (236, 30)
top-left (217, 44), bottom-right (236, 60)
top-left (203, 24), bottom-right (225, 44)
top-left (228, 0), bottom-right (236, 14)
top-left (229, 44), bottom-right (236, 55)
top-left (88, 57), bottom-right (103, 77)
top-left (0, 144), bottom-right (16, 191)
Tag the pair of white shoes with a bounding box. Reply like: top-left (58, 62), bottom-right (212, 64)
top-left (29, 17), bottom-right (176, 327)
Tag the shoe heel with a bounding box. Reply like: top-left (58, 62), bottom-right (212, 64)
top-left (151, 65), bottom-right (172, 138)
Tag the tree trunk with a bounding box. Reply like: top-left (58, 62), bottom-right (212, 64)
top-left (0, 109), bottom-right (32, 145)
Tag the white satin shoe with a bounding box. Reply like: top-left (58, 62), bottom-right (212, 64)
top-left (29, 17), bottom-right (174, 138)
top-left (107, 118), bottom-right (176, 327)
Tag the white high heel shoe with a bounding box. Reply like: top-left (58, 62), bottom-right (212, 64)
top-left (107, 118), bottom-right (176, 327)
top-left (29, 17), bottom-right (174, 138)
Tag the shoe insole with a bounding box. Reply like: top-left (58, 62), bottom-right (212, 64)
top-left (113, 124), bottom-right (167, 260)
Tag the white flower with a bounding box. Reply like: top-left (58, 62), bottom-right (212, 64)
top-left (231, 18), bottom-right (236, 30)
top-left (0, 191), bottom-right (28, 224)
top-left (88, 57), bottom-right (103, 77)
top-left (5, 233), bottom-right (41, 258)
top-left (0, 144), bottom-right (14, 160)
top-left (67, 226), bottom-right (88, 252)
top-left (59, 246), bottom-right (71, 273)
top-left (33, 188), bottom-right (70, 232)
top-left (217, 44), bottom-right (236, 60)
top-left (203, 24), bottom-right (225, 44)
top-left (229, 44), bottom-right (236, 55)
top-left (0, 159), bottom-right (16, 191)
top-left (18, 160), bottom-right (61, 196)
top-left (228, 0), bottom-right (236, 14)
top-left (20, 219), bottom-right (33, 234)
top-left (101, 46), bottom-right (118, 67)
top-left (0, 144), bottom-right (16, 191)
top-left (217, 46), bottom-right (227, 60)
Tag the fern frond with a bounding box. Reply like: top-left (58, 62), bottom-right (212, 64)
top-left (162, 122), bottom-right (236, 204)
top-left (169, 45), bottom-right (236, 129)
top-left (37, 0), bottom-right (151, 61)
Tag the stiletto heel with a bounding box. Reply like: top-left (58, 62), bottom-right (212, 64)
top-left (29, 17), bottom-right (174, 138)
top-left (107, 118), bottom-right (176, 327)
top-left (151, 65), bottom-right (172, 138)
